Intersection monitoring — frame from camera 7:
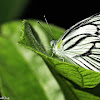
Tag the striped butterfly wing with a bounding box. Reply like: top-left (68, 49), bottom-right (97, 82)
top-left (59, 13), bottom-right (100, 72)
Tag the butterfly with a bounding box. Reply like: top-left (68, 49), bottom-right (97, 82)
top-left (50, 13), bottom-right (100, 72)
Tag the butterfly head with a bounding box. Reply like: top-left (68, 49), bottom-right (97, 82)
top-left (50, 39), bottom-right (57, 47)
top-left (50, 39), bottom-right (57, 54)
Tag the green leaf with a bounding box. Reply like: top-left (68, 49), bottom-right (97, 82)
top-left (19, 20), bottom-right (100, 88)
top-left (19, 20), bottom-right (100, 99)
top-left (0, 37), bottom-right (48, 100)
top-left (19, 20), bottom-right (47, 55)
top-left (0, 21), bottom-right (64, 100)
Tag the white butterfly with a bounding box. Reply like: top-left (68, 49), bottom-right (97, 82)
top-left (50, 13), bottom-right (100, 72)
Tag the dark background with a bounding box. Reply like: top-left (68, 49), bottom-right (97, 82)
top-left (21, 1), bottom-right (100, 29)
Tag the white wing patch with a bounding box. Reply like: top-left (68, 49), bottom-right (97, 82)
top-left (70, 25), bottom-right (97, 35)
top-left (95, 42), bottom-right (100, 48)
top-left (62, 25), bottom-right (97, 44)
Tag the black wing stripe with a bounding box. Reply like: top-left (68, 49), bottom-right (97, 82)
top-left (62, 18), bottom-right (91, 40)
top-left (64, 36), bottom-right (88, 51)
top-left (63, 33), bottom-right (94, 46)
top-left (81, 57), bottom-right (100, 71)
top-left (91, 19), bottom-right (100, 24)
top-left (63, 34), bottom-right (97, 51)
top-left (74, 56), bottom-right (100, 72)
top-left (84, 56), bottom-right (100, 69)
top-left (73, 57), bottom-right (92, 70)
top-left (89, 55), bottom-right (100, 63)
top-left (64, 36), bottom-right (92, 51)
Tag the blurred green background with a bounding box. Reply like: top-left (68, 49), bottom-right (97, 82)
top-left (0, 0), bottom-right (29, 24)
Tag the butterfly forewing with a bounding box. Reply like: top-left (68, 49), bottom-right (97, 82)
top-left (55, 13), bottom-right (100, 72)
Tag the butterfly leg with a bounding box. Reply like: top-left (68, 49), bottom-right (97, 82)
top-left (51, 52), bottom-right (54, 57)
top-left (59, 57), bottom-right (65, 62)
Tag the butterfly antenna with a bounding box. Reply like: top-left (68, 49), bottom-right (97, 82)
top-left (44, 15), bottom-right (54, 36)
top-left (37, 21), bottom-right (54, 39)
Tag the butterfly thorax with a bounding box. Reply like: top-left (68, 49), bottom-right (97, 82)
top-left (51, 40), bottom-right (65, 57)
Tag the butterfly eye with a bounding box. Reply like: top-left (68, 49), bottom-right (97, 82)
top-left (50, 39), bottom-right (57, 47)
